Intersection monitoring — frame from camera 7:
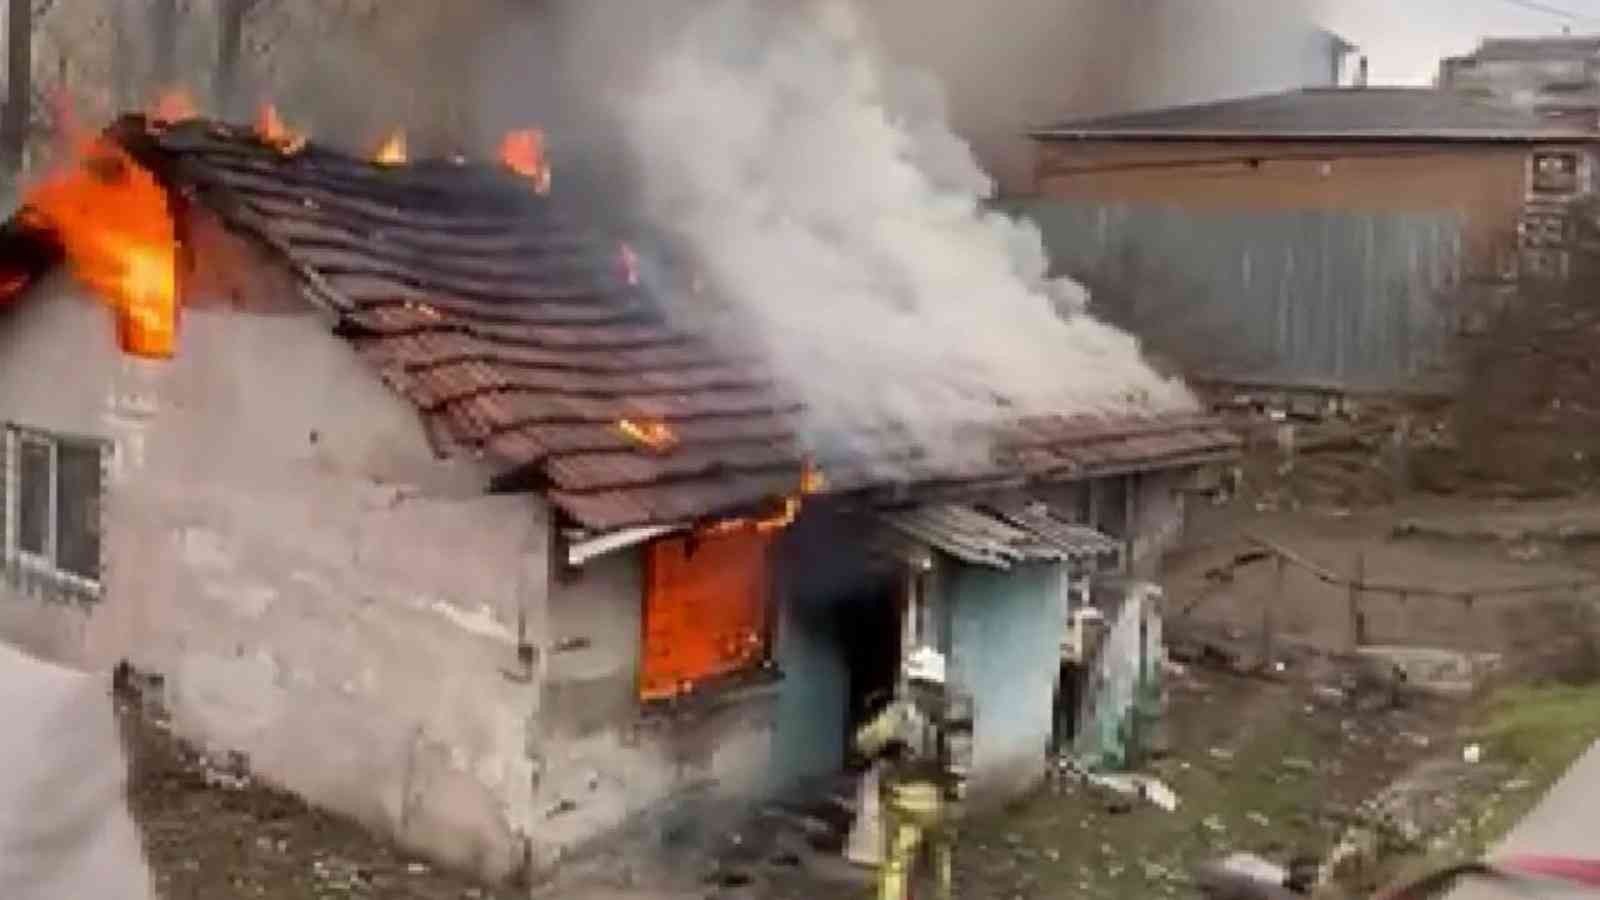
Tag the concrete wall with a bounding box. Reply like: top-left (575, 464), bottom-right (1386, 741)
top-left (535, 543), bottom-right (778, 864)
top-left (1075, 583), bottom-right (1159, 770)
top-left (947, 559), bottom-right (1066, 805)
top-left (1129, 470), bottom-right (1188, 578)
top-left (0, 224), bottom-right (548, 880)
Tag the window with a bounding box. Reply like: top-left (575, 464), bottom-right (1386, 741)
top-left (640, 530), bottom-right (774, 702)
top-left (1532, 151), bottom-right (1581, 195)
top-left (2, 426), bottom-right (107, 594)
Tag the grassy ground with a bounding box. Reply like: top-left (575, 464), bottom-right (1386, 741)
top-left (953, 670), bottom-right (1459, 900)
top-left (1339, 679), bottom-right (1600, 898)
top-left (1464, 681), bottom-right (1600, 852)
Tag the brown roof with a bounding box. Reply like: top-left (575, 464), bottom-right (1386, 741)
top-left (1471, 35), bottom-right (1600, 61)
top-left (1034, 88), bottom-right (1598, 143)
top-left (10, 116), bottom-right (1239, 532)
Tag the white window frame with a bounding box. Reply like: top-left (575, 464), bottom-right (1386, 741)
top-left (1, 424), bottom-right (106, 599)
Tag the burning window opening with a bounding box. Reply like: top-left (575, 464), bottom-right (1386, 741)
top-left (499, 129), bottom-right (552, 194)
top-left (372, 131), bottom-right (408, 166)
top-left (148, 89), bottom-right (198, 127)
top-left (19, 135), bottom-right (179, 360)
top-left (255, 104), bottom-right (307, 156)
top-left (617, 418), bottom-right (677, 452)
top-left (640, 530), bottom-right (773, 702)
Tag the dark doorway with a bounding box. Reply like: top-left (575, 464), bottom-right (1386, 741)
top-left (839, 572), bottom-right (903, 763)
top-left (1052, 660), bottom-right (1084, 756)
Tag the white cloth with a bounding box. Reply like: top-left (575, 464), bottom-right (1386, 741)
top-left (845, 764), bottom-right (884, 867)
top-left (0, 644), bottom-right (153, 900)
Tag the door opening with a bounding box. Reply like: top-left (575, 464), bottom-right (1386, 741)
top-left (840, 572), bottom-right (903, 765)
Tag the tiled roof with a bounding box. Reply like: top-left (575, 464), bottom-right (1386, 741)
top-left (1472, 36), bottom-right (1600, 61)
top-left (1034, 88), bottom-right (1597, 142)
top-left (15, 116), bottom-right (1239, 532)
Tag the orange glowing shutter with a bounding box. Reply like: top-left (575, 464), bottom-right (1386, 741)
top-left (641, 531), bottom-right (772, 701)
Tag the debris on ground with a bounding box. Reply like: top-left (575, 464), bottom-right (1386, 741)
top-left (1356, 646), bottom-right (1503, 699)
top-left (1085, 773), bottom-right (1181, 813)
top-left (1194, 852), bottom-right (1302, 899)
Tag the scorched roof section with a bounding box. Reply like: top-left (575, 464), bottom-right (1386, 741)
top-left (88, 115), bottom-right (1239, 532)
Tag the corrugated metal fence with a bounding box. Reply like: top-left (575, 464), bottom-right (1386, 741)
top-left (1006, 200), bottom-right (1466, 391)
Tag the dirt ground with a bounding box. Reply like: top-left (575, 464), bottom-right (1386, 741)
top-left (119, 692), bottom-right (522, 900)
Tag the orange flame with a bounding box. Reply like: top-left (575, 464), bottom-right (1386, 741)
top-left (373, 131), bottom-right (407, 166)
top-left (700, 498), bottom-right (802, 538)
top-left (149, 88), bottom-right (198, 126)
top-left (801, 460), bottom-right (827, 495)
top-left (618, 418), bottom-right (677, 452)
top-left (21, 137), bottom-right (179, 359)
top-left (255, 104), bottom-right (307, 155)
top-left (699, 461), bottom-right (825, 537)
top-left (619, 242), bottom-right (641, 287)
top-left (499, 129), bottom-right (552, 193)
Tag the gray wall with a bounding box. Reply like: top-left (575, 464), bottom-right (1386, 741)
top-left (536, 544), bottom-right (778, 864)
top-left (1011, 200), bottom-right (1465, 391)
top-left (1130, 470), bottom-right (1188, 578)
top-left (0, 229), bottom-right (549, 879)
top-left (767, 510), bottom-right (891, 794)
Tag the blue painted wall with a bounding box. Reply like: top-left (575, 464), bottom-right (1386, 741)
top-left (767, 584), bottom-right (849, 792)
top-left (1004, 200), bottom-right (1465, 391)
top-left (947, 560), bottom-right (1067, 804)
top-left (766, 510), bottom-right (885, 793)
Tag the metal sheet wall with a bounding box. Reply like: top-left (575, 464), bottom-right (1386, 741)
top-left (1007, 200), bottom-right (1467, 391)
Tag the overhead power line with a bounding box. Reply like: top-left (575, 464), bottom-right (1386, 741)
top-left (1496, 0), bottom-right (1600, 23)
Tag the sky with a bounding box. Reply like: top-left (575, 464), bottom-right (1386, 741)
top-left (1322, 0), bottom-right (1600, 85)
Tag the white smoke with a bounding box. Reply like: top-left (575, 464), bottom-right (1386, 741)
top-left (616, 0), bottom-right (1193, 457)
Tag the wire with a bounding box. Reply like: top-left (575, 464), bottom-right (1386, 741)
top-left (1496, 0), bottom-right (1600, 23)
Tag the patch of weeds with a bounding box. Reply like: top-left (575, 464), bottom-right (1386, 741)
top-left (1465, 681), bottom-right (1600, 850)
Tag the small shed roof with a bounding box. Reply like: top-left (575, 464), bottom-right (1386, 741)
top-left (879, 503), bottom-right (1117, 570)
top-left (1033, 88), bottom-right (1597, 143)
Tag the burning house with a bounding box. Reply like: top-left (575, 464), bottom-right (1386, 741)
top-left (0, 111), bottom-right (1236, 881)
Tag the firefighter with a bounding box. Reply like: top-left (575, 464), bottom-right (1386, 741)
top-left (852, 647), bottom-right (974, 900)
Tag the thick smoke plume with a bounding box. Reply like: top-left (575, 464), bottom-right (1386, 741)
top-left (616, 0), bottom-right (1192, 455)
top-left (864, 0), bottom-right (1332, 193)
top-left (479, 0), bottom-right (1193, 461)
